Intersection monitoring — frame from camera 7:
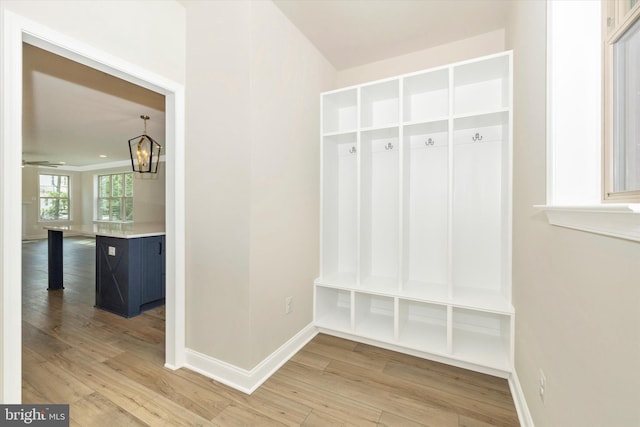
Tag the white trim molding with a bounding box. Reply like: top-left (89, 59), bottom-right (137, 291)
top-left (185, 324), bottom-right (318, 394)
top-left (1, 8), bottom-right (25, 404)
top-left (0, 9), bottom-right (186, 401)
top-left (509, 370), bottom-right (535, 427)
top-left (536, 204), bottom-right (640, 242)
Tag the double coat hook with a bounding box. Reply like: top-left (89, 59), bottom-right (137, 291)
top-left (472, 132), bottom-right (483, 142)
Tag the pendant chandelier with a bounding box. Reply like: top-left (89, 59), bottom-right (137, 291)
top-left (128, 115), bottom-right (161, 173)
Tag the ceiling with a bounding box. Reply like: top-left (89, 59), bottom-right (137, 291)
top-left (272, 0), bottom-right (511, 70)
top-left (22, 43), bottom-right (165, 168)
top-left (23, 1), bottom-right (510, 168)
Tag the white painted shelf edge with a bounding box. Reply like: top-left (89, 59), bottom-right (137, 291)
top-left (314, 280), bottom-right (514, 314)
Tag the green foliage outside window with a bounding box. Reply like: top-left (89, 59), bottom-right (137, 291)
top-left (97, 172), bottom-right (134, 221)
top-left (39, 174), bottom-right (70, 221)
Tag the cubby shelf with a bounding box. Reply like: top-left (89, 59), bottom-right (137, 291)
top-left (316, 51), bottom-right (513, 378)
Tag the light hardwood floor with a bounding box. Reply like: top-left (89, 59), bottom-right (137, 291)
top-left (22, 237), bottom-right (519, 426)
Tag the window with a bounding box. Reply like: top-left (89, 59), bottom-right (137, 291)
top-left (539, 2), bottom-right (640, 244)
top-left (39, 174), bottom-right (70, 221)
top-left (603, 0), bottom-right (640, 201)
top-left (97, 172), bottom-right (133, 221)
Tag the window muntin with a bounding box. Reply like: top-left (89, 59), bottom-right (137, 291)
top-left (39, 174), bottom-right (70, 221)
top-left (97, 172), bottom-right (133, 221)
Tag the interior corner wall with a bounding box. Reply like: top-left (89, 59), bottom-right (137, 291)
top-left (248, 0), bottom-right (335, 367)
top-left (335, 29), bottom-right (506, 88)
top-left (506, 2), bottom-right (640, 426)
top-left (184, 0), bottom-right (254, 369)
top-left (184, 0), bottom-right (336, 371)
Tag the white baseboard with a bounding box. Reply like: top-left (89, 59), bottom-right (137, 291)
top-left (184, 323), bottom-right (318, 394)
top-left (509, 369), bottom-right (535, 427)
top-left (22, 233), bottom-right (47, 241)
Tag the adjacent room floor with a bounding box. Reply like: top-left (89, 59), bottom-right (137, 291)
top-left (21, 237), bottom-right (519, 426)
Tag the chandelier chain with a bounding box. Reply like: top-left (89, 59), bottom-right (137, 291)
top-left (140, 115), bottom-right (150, 134)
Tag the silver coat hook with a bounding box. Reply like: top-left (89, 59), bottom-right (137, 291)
top-left (349, 146), bottom-right (357, 154)
top-left (425, 138), bottom-right (435, 146)
top-left (472, 132), bottom-right (483, 142)
top-left (385, 142), bottom-right (394, 150)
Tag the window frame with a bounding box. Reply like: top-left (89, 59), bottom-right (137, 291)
top-left (96, 172), bottom-right (134, 222)
top-left (38, 173), bottom-right (71, 222)
top-left (603, 0), bottom-right (640, 202)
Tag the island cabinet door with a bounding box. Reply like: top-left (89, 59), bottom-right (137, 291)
top-left (141, 235), bottom-right (166, 306)
top-left (95, 236), bottom-right (142, 317)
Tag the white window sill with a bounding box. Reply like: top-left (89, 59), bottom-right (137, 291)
top-left (535, 204), bottom-right (640, 242)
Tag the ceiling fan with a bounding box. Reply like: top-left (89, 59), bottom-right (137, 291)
top-left (22, 160), bottom-right (65, 168)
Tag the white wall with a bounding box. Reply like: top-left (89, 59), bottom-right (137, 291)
top-left (248, 0), bottom-right (335, 366)
top-left (2, 0), bottom-right (185, 85)
top-left (0, 0), bottom-right (185, 401)
top-left (335, 29), bottom-right (505, 87)
top-left (184, 0), bottom-right (254, 369)
top-left (184, 0), bottom-right (335, 370)
top-left (506, 2), bottom-right (640, 426)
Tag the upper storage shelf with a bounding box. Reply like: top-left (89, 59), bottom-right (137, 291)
top-left (323, 88), bottom-right (358, 134)
top-left (453, 54), bottom-right (510, 116)
top-left (361, 80), bottom-right (399, 129)
top-left (403, 68), bottom-right (449, 124)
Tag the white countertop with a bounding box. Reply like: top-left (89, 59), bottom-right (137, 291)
top-left (44, 222), bottom-right (165, 239)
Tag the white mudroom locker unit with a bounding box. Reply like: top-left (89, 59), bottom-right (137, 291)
top-left (314, 50), bottom-right (513, 377)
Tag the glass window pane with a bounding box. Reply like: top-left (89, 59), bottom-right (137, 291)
top-left (613, 18), bottom-right (640, 192)
top-left (99, 175), bottom-right (111, 198)
top-left (58, 176), bottom-right (69, 197)
top-left (40, 198), bottom-right (59, 220)
top-left (112, 174), bottom-right (124, 197)
top-left (125, 198), bottom-right (134, 221)
top-left (58, 199), bottom-right (69, 220)
top-left (125, 173), bottom-right (133, 197)
top-left (39, 176), bottom-right (52, 197)
top-left (40, 174), bottom-right (67, 197)
top-left (96, 173), bottom-right (134, 222)
top-left (98, 199), bottom-right (110, 221)
top-left (110, 199), bottom-right (122, 221)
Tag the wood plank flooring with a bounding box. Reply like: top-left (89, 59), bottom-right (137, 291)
top-left (22, 237), bottom-right (519, 426)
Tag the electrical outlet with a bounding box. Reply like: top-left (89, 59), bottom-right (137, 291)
top-left (539, 369), bottom-right (547, 403)
top-left (285, 296), bottom-right (293, 314)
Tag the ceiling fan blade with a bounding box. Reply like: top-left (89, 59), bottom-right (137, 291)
top-left (22, 160), bottom-right (63, 167)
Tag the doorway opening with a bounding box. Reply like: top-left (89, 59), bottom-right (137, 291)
top-left (1, 11), bottom-right (185, 402)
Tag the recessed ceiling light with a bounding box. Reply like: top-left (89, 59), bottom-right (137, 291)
top-left (99, 155), bottom-right (107, 158)
top-left (59, 161), bottom-right (66, 165)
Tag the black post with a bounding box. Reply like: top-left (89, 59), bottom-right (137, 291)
top-left (47, 229), bottom-right (64, 290)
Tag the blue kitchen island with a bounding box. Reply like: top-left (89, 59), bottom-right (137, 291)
top-left (45, 223), bottom-right (165, 318)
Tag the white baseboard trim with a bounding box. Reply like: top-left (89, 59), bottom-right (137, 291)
top-left (184, 323), bottom-right (318, 394)
top-left (509, 369), bottom-right (535, 427)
